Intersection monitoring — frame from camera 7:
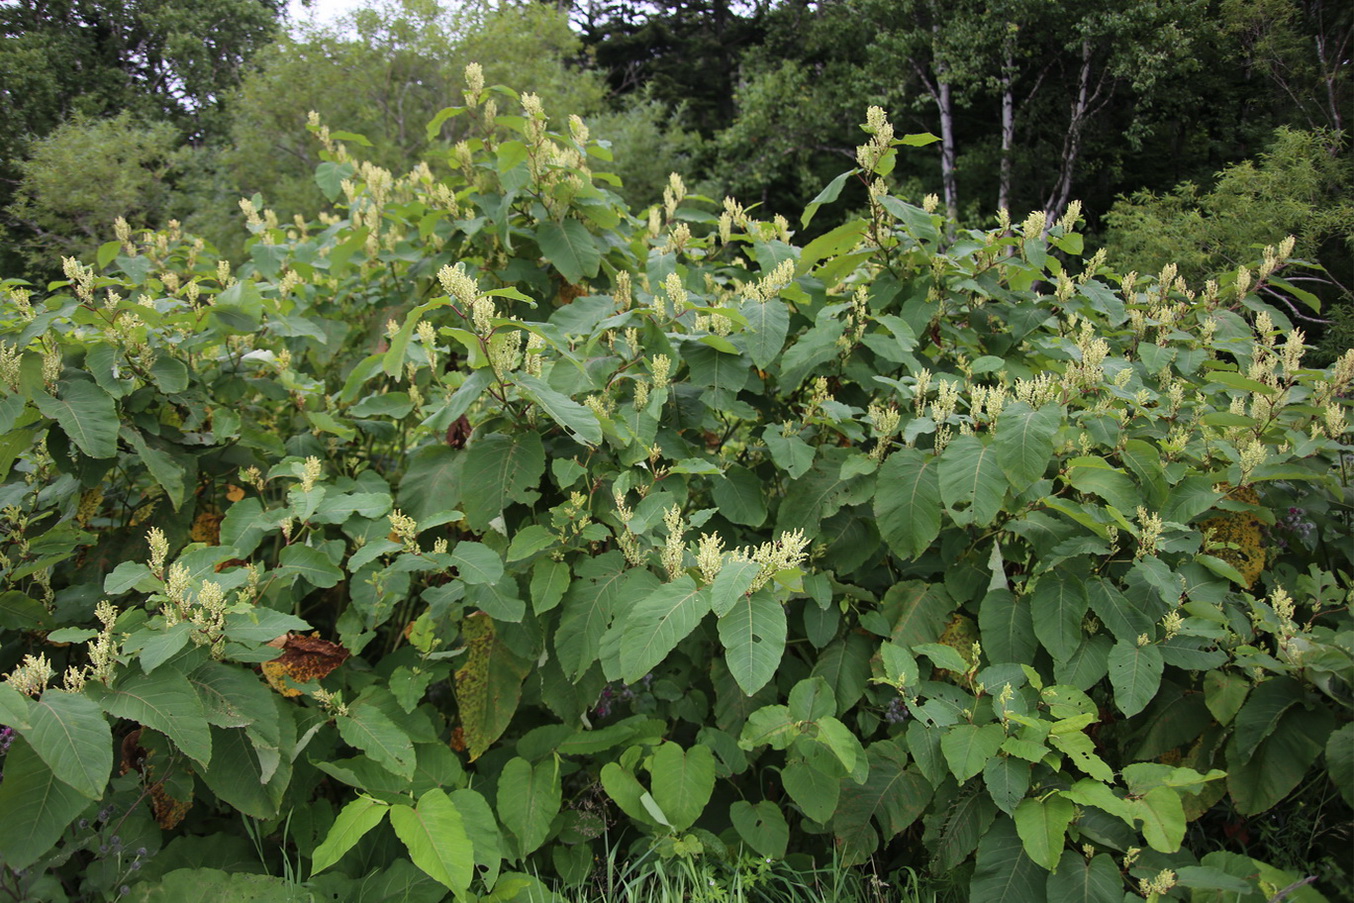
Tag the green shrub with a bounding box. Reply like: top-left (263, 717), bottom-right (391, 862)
top-left (0, 72), bottom-right (1349, 903)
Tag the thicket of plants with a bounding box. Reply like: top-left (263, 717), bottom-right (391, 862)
top-left (0, 70), bottom-right (1350, 902)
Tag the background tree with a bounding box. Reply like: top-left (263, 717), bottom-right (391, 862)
top-left (0, 0), bottom-right (291, 272)
top-left (3, 112), bottom-right (187, 269)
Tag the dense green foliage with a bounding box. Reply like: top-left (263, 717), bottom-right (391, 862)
top-left (0, 78), bottom-right (1350, 902)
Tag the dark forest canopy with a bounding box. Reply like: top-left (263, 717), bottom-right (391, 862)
top-left (1, 0), bottom-right (1350, 336)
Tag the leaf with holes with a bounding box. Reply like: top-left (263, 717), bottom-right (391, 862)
top-left (730, 800), bottom-right (788, 858)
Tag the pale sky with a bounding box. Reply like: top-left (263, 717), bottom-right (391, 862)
top-left (286, 0), bottom-right (368, 30)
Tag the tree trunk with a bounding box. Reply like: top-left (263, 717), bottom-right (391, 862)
top-left (1045, 37), bottom-right (1093, 227)
top-left (998, 44), bottom-right (1015, 214)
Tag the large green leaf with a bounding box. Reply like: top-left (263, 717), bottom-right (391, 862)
top-left (730, 800), bottom-right (789, 859)
top-left (337, 700), bottom-right (416, 780)
top-left (451, 788), bottom-right (503, 889)
top-left (187, 662), bottom-right (279, 740)
top-left (938, 435), bottom-right (1005, 526)
top-left (513, 373), bottom-right (603, 447)
top-left (782, 758), bottom-right (840, 824)
top-left (941, 723), bottom-right (1007, 783)
top-left (717, 589), bottom-right (786, 696)
top-left (969, 818), bottom-right (1044, 903)
top-left (978, 589), bottom-right (1037, 664)
top-left (123, 428), bottom-right (188, 510)
top-left (497, 757), bottom-right (561, 856)
top-left (739, 705), bottom-right (801, 751)
top-left (994, 402), bottom-right (1060, 491)
top-left (0, 736), bottom-right (90, 869)
top-left (126, 868), bottom-right (304, 902)
top-left (983, 756), bottom-right (1031, 816)
top-left (1063, 457), bottom-right (1138, 512)
top-left (537, 219), bottom-right (600, 284)
top-left (278, 543), bottom-right (344, 588)
top-left (619, 576), bottom-right (710, 683)
top-left (650, 742), bottom-right (716, 832)
top-left (601, 761), bottom-right (663, 828)
top-left (875, 448), bottom-right (941, 559)
top-left (1085, 577), bottom-right (1153, 644)
top-left (1226, 705), bottom-right (1331, 815)
top-left (1030, 575), bottom-right (1089, 662)
top-left (684, 342), bottom-right (750, 393)
top-left (461, 431), bottom-right (545, 531)
top-left (832, 739), bottom-right (931, 866)
top-left (711, 465), bottom-right (769, 527)
top-left (1328, 723), bottom-right (1354, 807)
top-left (556, 557), bottom-right (655, 680)
top-left (1013, 793), bottom-right (1074, 870)
top-left (311, 796), bottom-right (389, 874)
top-left (397, 445), bottom-right (464, 525)
top-left (1229, 676), bottom-right (1305, 761)
top-left (741, 298), bottom-right (790, 370)
top-left (449, 541), bottom-right (504, 585)
top-left (800, 168), bottom-right (854, 228)
top-left (88, 666), bottom-right (211, 765)
top-left (809, 634), bottom-right (872, 713)
top-left (198, 723), bottom-right (293, 820)
top-left (34, 380), bottom-right (118, 459)
top-left (1132, 786), bottom-right (1186, 851)
top-left (1046, 851), bottom-right (1122, 903)
top-left (1107, 641), bottom-right (1164, 717)
top-left (19, 689), bottom-right (111, 799)
top-left (389, 789), bottom-right (475, 894)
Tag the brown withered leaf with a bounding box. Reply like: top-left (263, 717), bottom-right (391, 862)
top-left (1199, 485), bottom-right (1266, 589)
top-left (262, 633), bottom-right (350, 696)
top-left (445, 414), bottom-right (472, 449)
top-left (120, 727), bottom-right (194, 829)
top-left (189, 510), bottom-right (223, 545)
top-left (150, 781), bottom-right (193, 830)
top-left (120, 728), bottom-right (147, 776)
top-left (559, 281), bottom-right (588, 305)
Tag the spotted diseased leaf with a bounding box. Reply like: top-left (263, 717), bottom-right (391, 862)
top-left (261, 633), bottom-right (350, 697)
top-left (453, 612), bottom-right (530, 761)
